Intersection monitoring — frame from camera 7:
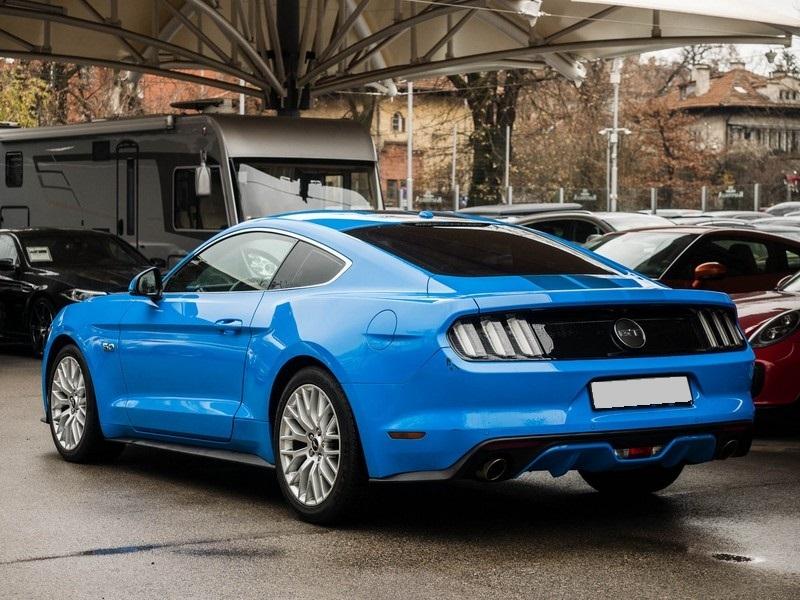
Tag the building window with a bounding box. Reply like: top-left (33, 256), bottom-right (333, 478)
top-left (173, 166), bottom-right (228, 231)
top-left (386, 179), bottom-right (400, 206)
top-left (391, 112), bottom-right (405, 133)
top-left (5, 152), bottom-right (22, 187)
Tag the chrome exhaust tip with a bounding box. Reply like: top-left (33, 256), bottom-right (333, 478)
top-left (477, 458), bottom-right (508, 482)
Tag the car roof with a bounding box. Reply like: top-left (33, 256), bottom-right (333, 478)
top-left (457, 202), bottom-right (583, 216)
top-left (263, 210), bottom-right (490, 232)
top-left (508, 211), bottom-right (596, 223)
top-left (602, 225), bottom-right (800, 242)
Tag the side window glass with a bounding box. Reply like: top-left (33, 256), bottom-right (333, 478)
top-left (572, 220), bottom-right (602, 244)
top-left (173, 166), bottom-right (228, 231)
top-left (165, 232), bottom-right (296, 293)
top-left (270, 241), bottom-right (346, 289)
top-left (0, 235), bottom-right (18, 263)
top-left (683, 238), bottom-right (769, 278)
top-left (526, 219), bottom-right (574, 241)
top-left (5, 152), bottom-right (23, 187)
top-left (785, 247), bottom-right (800, 271)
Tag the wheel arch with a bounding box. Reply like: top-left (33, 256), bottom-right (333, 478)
top-left (268, 355), bottom-right (335, 435)
top-left (42, 333), bottom-right (80, 416)
top-left (266, 354), bottom-right (366, 462)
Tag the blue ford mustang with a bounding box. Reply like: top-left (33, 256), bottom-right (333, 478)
top-left (42, 211), bottom-right (755, 522)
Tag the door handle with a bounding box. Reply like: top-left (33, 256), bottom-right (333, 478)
top-left (214, 318), bottom-right (243, 333)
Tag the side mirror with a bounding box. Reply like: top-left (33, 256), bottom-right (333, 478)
top-left (0, 258), bottom-right (17, 272)
top-left (692, 262), bottom-right (726, 288)
top-left (195, 165), bottom-right (212, 197)
top-left (129, 267), bottom-right (163, 299)
top-left (776, 274), bottom-right (793, 289)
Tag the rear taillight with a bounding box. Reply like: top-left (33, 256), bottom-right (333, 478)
top-left (449, 315), bottom-right (550, 360)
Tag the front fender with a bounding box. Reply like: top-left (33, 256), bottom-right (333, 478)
top-left (41, 297), bottom-right (131, 437)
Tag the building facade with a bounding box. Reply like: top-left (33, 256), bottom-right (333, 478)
top-left (670, 62), bottom-right (800, 158)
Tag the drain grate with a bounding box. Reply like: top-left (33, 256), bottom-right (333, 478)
top-left (712, 552), bottom-right (753, 563)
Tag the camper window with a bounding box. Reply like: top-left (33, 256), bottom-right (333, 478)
top-left (5, 152), bottom-right (23, 187)
top-left (233, 159), bottom-right (377, 218)
top-left (173, 166), bottom-right (227, 232)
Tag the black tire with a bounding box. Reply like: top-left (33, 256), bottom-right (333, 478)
top-left (47, 344), bottom-right (124, 463)
top-left (29, 297), bottom-right (55, 357)
top-left (579, 465), bottom-right (684, 495)
top-left (273, 367), bottom-right (366, 524)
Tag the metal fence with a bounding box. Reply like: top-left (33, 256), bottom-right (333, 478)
top-left (407, 183), bottom-right (796, 213)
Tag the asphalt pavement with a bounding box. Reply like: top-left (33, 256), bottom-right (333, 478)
top-left (1, 350), bottom-right (799, 599)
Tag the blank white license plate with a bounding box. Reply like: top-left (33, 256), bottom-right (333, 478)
top-left (590, 376), bottom-right (692, 410)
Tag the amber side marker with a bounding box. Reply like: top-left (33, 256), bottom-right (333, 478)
top-left (388, 431), bottom-right (426, 440)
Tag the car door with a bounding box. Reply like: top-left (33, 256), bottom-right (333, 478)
top-left (662, 234), bottom-right (776, 293)
top-left (0, 234), bottom-right (28, 340)
top-left (119, 230), bottom-right (297, 441)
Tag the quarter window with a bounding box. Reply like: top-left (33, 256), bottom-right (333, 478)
top-left (5, 152), bottom-right (23, 187)
top-left (270, 241), bottom-right (346, 289)
top-left (165, 231), bottom-right (296, 293)
top-left (173, 166), bottom-right (228, 231)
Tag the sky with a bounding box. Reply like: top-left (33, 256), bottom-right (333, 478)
top-left (643, 37), bottom-right (800, 74)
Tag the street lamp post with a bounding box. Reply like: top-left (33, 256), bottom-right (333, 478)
top-left (599, 58), bottom-right (630, 212)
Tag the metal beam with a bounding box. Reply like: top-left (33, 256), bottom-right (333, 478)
top-left (0, 48), bottom-right (260, 97)
top-left (542, 7), bottom-right (621, 44)
top-left (312, 33), bottom-right (786, 94)
top-left (0, 4), bottom-right (267, 91)
top-left (316, 0), bottom-right (370, 64)
top-left (422, 9), bottom-right (475, 62)
top-left (300, 0), bottom-right (483, 85)
top-left (184, 0), bottom-right (284, 94)
top-left (0, 27), bottom-right (35, 51)
top-left (157, 0), bottom-right (231, 63)
top-left (264, 0), bottom-right (286, 84)
top-left (74, 0), bottom-right (145, 62)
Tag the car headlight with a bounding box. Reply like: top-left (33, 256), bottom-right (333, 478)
top-left (749, 310), bottom-right (800, 348)
top-left (61, 289), bottom-right (108, 302)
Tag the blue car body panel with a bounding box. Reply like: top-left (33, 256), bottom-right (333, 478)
top-left (42, 211), bottom-right (755, 480)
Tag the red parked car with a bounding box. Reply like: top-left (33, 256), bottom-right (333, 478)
top-left (589, 227), bottom-right (800, 294)
top-left (733, 273), bottom-right (800, 415)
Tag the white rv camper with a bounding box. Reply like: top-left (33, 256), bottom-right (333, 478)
top-left (0, 114), bottom-right (382, 265)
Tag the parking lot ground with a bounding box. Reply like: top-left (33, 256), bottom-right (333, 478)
top-left (1, 351), bottom-right (799, 599)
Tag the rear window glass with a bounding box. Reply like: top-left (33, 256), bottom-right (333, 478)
top-left (348, 223), bottom-right (614, 276)
top-left (590, 231), bottom-right (696, 278)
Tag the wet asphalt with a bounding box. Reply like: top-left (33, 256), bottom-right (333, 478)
top-left (1, 350), bottom-right (799, 599)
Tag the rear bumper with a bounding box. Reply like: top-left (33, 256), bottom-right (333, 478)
top-left (377, 422), bottom-right (753, 482)
top-left (347, 347), bottom-right (755, 480)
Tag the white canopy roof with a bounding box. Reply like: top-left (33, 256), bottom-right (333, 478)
top-left (0, 1), bottom-right (795, 109)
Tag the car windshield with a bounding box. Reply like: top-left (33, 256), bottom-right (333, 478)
top-left (348, 223), bottom-right (616, 276)
top-left (588, 231), bottom-right (697, 278)
top-left (21, 233), bottom-right (147, 268)
top-left (234, 159), bottom-right (378, 218)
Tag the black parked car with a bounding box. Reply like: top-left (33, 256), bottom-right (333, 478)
top-left (0, 229), bottom-right (151, 354)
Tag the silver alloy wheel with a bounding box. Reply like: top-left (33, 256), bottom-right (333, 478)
top-left (50, 356), bottom-right (87, 451)
top-left (279, 383), bottom-right (341, 507)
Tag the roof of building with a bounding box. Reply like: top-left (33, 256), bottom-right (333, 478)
top-left (668, 68), bottom-right (795, 111)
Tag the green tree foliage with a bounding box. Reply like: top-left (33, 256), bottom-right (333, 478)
top-left (0, 62), bottom-right (50, 127)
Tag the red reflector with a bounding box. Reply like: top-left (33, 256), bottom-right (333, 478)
top-left (627, 446), bottom-right (655, 458)
top-left (388, 431), bottom-right (426, 440)
top-left (615, 445), bottom-right (663, 459)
